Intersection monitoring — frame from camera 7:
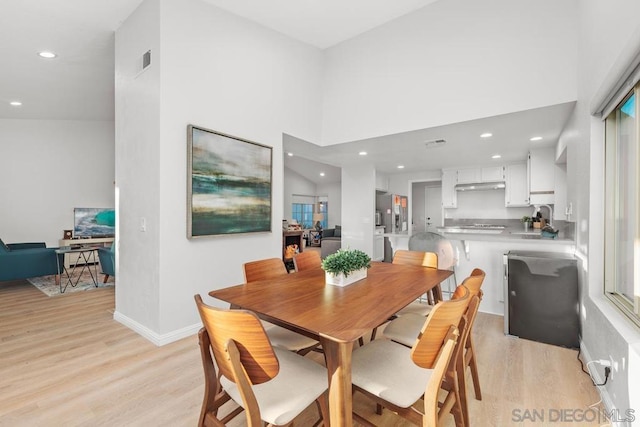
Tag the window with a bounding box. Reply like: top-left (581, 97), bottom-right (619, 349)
top-left (292, 203), bottom-right (314, 229)
top-left (604, 83), bottom-right (640, 327)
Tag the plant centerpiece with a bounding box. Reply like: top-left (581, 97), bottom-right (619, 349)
top-left (521, 215), bottom-right (532, 231)
top-left (321, 248), bottom-right (372, 287)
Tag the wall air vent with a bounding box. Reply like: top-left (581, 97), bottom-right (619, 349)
top-left (425, 139), bottom-right (447, 148)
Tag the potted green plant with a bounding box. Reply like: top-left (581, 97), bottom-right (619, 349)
top-left (521, 215), bottom-right (532, 231)
top-left (321, 248), bottom-right (372, 287)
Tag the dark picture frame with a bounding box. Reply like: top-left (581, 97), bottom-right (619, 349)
top-left (187, 125), bottom-right (272, 238)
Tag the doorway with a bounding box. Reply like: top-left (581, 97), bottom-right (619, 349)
top-left (410, 181), bottom-right (442, 233)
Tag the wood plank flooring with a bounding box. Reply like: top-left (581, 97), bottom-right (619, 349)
top-left (0, 279), bottom-right (603, 426)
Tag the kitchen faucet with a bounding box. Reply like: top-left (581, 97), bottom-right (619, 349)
top-left (532, 204), bottom-right (553, 228)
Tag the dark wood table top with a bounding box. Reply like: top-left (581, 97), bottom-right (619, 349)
top-left (209, 262), bottom-right (453, 343)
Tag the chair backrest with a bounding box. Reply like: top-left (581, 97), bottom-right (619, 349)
top-left (293, 251), bottom-right (321, 272)
top-left (411, 285), bottom-right (470, 369)
top-left (243, 258), bottom-right (288, 282)
top-left (194, 295), bottom-right (279, 385)
top-left (408, 232), bottom-right (457, 270)
top-left (392, 250), bottom-right (438, 269)
top-left (459, 268), bottom-right (485, 296)
top-left (423, 325), bottom-right (459, 427)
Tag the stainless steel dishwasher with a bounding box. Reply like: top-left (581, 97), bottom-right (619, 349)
top-left (503, 251), bottom-right (579, 348)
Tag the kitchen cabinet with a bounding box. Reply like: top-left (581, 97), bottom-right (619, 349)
top-left (505, 163), bottom-right (529, 207)
top-left (481, 166), bottom-right (505, 182)
top-left (456, 166), bottom-right (504, 184)
top-left (456, 168), bottom-right (482, 184)
top-left (528, 148), bottom-right (555, 204)
top-left (441, 169), bottom-right (457, 208)
top-left (375, 172), bottom-right (389, 192)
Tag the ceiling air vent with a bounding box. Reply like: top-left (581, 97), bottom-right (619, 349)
top-left (425, 139), bottom-right (446, 148)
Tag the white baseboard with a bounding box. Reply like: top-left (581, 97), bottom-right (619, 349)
top-left (113, 310), bottom-right (201, 346)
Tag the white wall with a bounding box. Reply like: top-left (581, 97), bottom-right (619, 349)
top-left (283, 167), bottom-right (317, 224)
top-left (559, 0), bottom-right (640, 416)
top-left (0, 119), bottom-right (114, 247)
top-left (341, 165), bottom-right (375, 256)
top-left (321, 0), bottom-right (578, 144)
top-left (115, 0), bottom-right (323, 340)
top-left (316, 181), bottom-right (342, 227)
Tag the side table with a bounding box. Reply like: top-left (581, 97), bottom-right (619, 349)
top-left (55, 247), bottom-right (100, 293)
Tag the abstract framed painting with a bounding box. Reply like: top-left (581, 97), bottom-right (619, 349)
top-left (187, 125), bottom-right (272, 238)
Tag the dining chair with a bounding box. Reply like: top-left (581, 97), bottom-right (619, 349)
top-left (367, 250), bottom-right (439, 343)
top-left (196, 327), bottom-right (244, 426)
top-left (393, 249), bottom-right (440, 312)
top-left (383, 268), bottom-right (486, 403)
top-left (242, 258), bottom-right (320, 354)
top-left (292, 250), bottom-right (322, 272)
top-left (351, 287), bottom-right (470, 426)
top-left (194, 295), bottom-right (329, 427)
top-left (408, 231), bottom-right (458, 298)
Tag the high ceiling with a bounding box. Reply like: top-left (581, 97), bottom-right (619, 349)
top-left (2, 0), bottom-right (574, 183)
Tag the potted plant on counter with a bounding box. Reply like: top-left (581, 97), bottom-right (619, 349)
top-left (521, 216), bottom-right (532, 232)
top-left (321, 248), bottom-right (372, 287)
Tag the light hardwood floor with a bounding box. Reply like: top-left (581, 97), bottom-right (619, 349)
top-left (0, 279), bottom-right (603, 426)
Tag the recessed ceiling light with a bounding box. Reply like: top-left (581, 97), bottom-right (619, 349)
top-left (359, 151), bottom-right (367, 156)
top-left (319, 172), bottom-right (325, 177)
top-left (492, 154), bottom-right (502, 159)
top-left (530, 136), bottom-right (543, 141)
top-left (480, 133), bottom-right (493, 138)
top-left (397, 165), bottom-right (405, 169)
top-left (38, 51), bottom-right (57, 59)
top-left (9, 101), bottom-right (22, 106)
top-left (287, 152), bottom-right (293, 157)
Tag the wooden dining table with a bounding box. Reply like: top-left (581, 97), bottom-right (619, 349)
top-left (208, 261), bottom-right (453, 427)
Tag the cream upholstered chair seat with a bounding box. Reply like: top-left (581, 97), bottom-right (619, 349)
top-left (395, 301), bottom-right (434, 317)
top-left (351, 338), bottom-right (434, 408)
top-left (382, 312), bottom-right (427, 347)
top-left (219, 346), bottom-right (328, 426)
top-left (260, 323), bottom-right (319, 351)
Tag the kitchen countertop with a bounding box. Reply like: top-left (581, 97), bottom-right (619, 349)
top-left (436, 221), bottom-right (575, 243)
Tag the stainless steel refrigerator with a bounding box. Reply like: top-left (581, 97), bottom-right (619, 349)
top-left (503, 251), bottom-right (579, 348)
top-left (376, 194), bottom-right (408, 234)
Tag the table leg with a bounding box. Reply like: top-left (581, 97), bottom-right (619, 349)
top-left (319, 337), bottom-right (354, 427)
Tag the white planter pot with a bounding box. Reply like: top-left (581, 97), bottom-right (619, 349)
top-left (325, 268), bottom-right (367, 287)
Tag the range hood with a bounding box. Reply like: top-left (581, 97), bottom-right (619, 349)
top-left (455, 181), bottom-right (506, 191)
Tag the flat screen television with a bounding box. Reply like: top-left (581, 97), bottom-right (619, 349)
top-left (73, 208), bottom-right (115, 238)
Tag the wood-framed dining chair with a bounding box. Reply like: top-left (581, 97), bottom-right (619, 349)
top-left (351, 287), bottom-right (470, 427)
top-left (292, 250), bottom-right (322, 272)
top-left (194, 295), bottom-right (329, 427)
top-left (393, 249), bottom-right (441, 312)
top-left (383, 268), bottom-right (486, 403)
top-left (242, 258), bottom-right (320, 354)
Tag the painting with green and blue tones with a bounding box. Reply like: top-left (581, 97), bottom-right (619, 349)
top-left (188, 125), bottom-right (272, 237)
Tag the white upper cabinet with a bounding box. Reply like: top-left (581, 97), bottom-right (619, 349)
top-left (456, 168), bottom-right (482, 184)
top-left (375, 172), bottom-right (389, 192)
top-left (528, 148), bottom-right (556, 204)
top-left (505, 163), bottom-right (529, 207)
top-left (456, 166), bottom-right (504, 183)
top-left (481, 166), bottom-right (505, 182)
top-left (441, 169), bottom-right (457, 208)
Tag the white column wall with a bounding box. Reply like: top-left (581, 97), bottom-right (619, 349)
top-left (115, 0), bottom-right (323, 340)
top-left (341, 165), bottom-right (375, 257)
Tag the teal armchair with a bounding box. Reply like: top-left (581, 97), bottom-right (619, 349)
top-left (0, 239), bottom-right (64, 282)
top-left (98, 243), bottom-right (115, 283)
